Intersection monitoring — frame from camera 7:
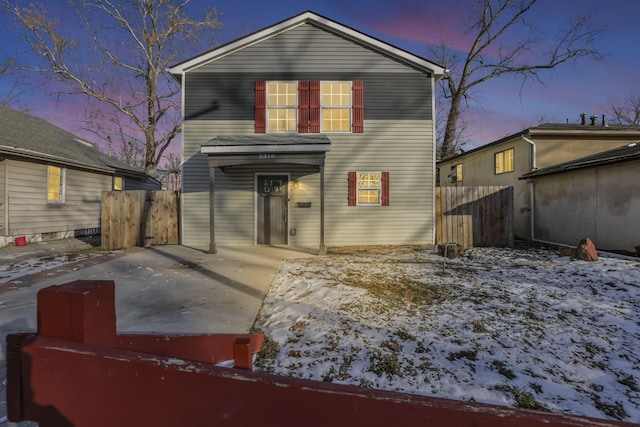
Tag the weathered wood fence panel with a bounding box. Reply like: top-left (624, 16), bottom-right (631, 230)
top-left (436, 186), bottom-right (513, 247)
top-left (101, 190), bottom-right (179, 250)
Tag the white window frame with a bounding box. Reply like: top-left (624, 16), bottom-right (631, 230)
top-left (321, 81), bottom-right (352, 133)
top-left (266, 81), bottom-right (297, 133)
top-left (47, 164), bottom-right (66, 203)
top-left (356, 171), bottom-right (382, 206)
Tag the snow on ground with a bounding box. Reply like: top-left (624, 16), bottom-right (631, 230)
top-left (253, 246), bottom-right (640, 423)
top-left (0, 252), bottom-right (76, 284)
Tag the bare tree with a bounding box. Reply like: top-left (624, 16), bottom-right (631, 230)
top-left (430, 0), bottom-right (605, 159)
top-left (607, 93), bottom-right (640, 126)
top-left (0, 58), bottom-right (24, 107)
top-left (4, 0), bottom-right (221, 171)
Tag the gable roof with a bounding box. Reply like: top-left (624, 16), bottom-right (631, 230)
top-left (438, 123), bottom-right (640, 163)
top-left (0, 105), bottom-right (147, 178)
top-left (168, 10), bottom-right (446, 78)
top-left (520, 142), bottom-right (640, 179)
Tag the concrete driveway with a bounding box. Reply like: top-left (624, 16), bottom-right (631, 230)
top-left (0, 242), bottom-right (313, 425)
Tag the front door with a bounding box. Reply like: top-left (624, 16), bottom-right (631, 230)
top-left (257, 175), bottom-right (288, 245)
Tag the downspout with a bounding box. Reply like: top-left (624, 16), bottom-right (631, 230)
top-left (521, 135), bottom-right (537, 242)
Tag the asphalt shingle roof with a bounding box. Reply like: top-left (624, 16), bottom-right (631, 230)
top-left (0, 105), bottom-right (141, 174)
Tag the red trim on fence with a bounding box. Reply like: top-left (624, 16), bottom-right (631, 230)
top-left (7, 280), bottom-right (637, 427)
top-left (352, 80), bottom-right (364, 133)
top-left (255, 81), bottom-right (266, 133)
top-left (381, 171), bottom-right (390, 206)
top-left (348, 171), bottom-right (357, 206)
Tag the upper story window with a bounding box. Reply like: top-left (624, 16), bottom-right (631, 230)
top-left (321, 82), bottom-right (351, 132)
top-left (113, 176), bottom-right (124, 191)
top-left (255, 80), bottom-right (363, 134)
top-left (47, 165), bottom-right (65, 203)
top-left (267, 82), bottom-right (297, 132)
top-left (495, 148), bottom-right (514, 174)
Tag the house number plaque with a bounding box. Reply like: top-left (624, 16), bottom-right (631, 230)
top-left (258, 153), bottom-right (275, 159)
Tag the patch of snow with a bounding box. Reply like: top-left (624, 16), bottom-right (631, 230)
top-left (254, 247), bottom-right (640, 422)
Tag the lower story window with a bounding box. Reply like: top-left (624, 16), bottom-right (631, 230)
top-left (348, 171), bottom-right (389, 206)
top-left (113, 176), bottom-right (124, 191)
top-left (47, 165), bottom-right (65, 202)
top-left (357, 172), bottom-right (381, 205)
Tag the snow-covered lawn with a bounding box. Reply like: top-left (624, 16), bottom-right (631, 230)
top-left (253, 246), bottom-right (640, 423)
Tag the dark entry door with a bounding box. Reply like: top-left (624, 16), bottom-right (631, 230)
top-left (257, 175), bottom-right (288, 245)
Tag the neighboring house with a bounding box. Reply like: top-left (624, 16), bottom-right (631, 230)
top-left (168, 11), bottom-right (446, 253)
top-left (0, 105), bottom-right (160, 246)
top-left (520, 142), bottom-right (640, 253)
top-left (437, 122), bottom-right (640, 241)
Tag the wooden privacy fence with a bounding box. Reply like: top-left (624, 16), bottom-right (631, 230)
top-left (436, 186), bottom-right (514, 248)
top-left (101, 190), bottom-right (179, 250)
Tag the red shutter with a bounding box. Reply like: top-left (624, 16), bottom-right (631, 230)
top-left (255, 81), bottom-right (266, 133)
top-left (381, 171), bottom-right (390, 206)
top-left (298, 81), bottom-right (310, 133)
top-left (309, 81), bottom-right (320, 133)
top-left (352, 80), bottom-right (364, 133)
top-left (348, 171), bottom-right (357, 206)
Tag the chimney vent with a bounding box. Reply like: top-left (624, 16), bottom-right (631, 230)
top-left (601, 114), bottom-right (607, 126)
top-left (580, 112), bottom-right (587, 125)
top-left (590, 115), bottom-right (597, 126)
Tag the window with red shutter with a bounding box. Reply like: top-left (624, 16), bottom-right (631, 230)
top-left (349, 171), bottom-right (388, 206)
top-left (352, 80), bottom-right (364, 133)
top-left (381, 171), bottom-right (390, 206)
top-left (298, 81), bottom-right (310, 133)
top-left (260, 80), bottom-right (362, 134)
top-left (309, 81), bottom-right (320, 133)
top-left (255, 81), bottom-right (266, 133)
top-left (348, 171), bottom-right (357, 206)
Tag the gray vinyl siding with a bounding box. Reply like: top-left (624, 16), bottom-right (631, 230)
top-left (185, 73), bottom-right (431, 121)
top-left (193, 24), bottom-right (427, 75)
top-left (180, 21), bottom-right (436, 249)
top-left (6, 159), bottom-right (111, 236)
top-left (181, 119), bottom-right (434, 249)
top-left (324, 120), bottom-right (433, 246)
top-left (0, 160), bottom-right (5, 233)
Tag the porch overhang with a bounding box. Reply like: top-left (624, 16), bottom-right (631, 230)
top-left (201, 134), bottom-right (330, 256)
top-left (201, 134), bottom-right (331, 168)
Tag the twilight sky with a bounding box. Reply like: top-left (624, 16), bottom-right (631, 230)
top-left (0, 0), bottom-right (638, 153)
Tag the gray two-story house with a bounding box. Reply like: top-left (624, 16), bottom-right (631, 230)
top-left (169, 11), bottom-right (445, 253)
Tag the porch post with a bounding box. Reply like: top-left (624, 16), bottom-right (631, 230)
top-left (319, 163), bottom-right (326, 255)
top-left (208, 165), bottom-right (217, 254)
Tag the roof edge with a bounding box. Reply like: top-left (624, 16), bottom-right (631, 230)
top-left (168, 10), bottom-right (445, 77)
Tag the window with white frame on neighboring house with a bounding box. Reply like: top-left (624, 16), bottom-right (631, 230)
top-left (47, 165), bottom-right (65, 202)
top-left (255, 80), bottom-right (364, 134)
top-left (495, 148), bottom-right (514, 174)
top-left (449, 163), bottom-right (463, 183)
top-left (113, 176), bottom-right (124, 191)
top-left (348, 171), bottom-right (389, 206)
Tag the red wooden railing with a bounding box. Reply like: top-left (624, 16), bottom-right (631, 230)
top-left (6, 280), bottom-right (634, 427)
